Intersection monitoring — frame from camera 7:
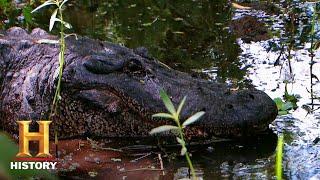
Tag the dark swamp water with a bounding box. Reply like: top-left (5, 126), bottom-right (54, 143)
top-left (1, 0), bottom-right (320, 179)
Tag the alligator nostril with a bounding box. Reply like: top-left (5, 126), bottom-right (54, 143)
top-left (226, 104), bottom-right (233, 109)
top-left (201, 107), bottom-right (206, 111)
top-left (249, 94), bottom-right (255, 99)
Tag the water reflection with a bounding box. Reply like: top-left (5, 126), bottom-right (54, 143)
top-left (29, 0), bottom-right (244, 83)
top-left (1, 0), bottom-right (320, 179)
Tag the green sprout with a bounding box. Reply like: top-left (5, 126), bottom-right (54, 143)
top-left (150, 89), bottom-right (205, 179)
top-left (31, 0), bottom-right (72, 113)
top-left (32, 0), bottom-right (72, 156)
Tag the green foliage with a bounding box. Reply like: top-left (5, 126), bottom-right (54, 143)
top-left (22, 6), bottom-right (32, 24)
top-left (274, 98), bottom-right (294, 115)
top-left (0, 133), bottom-right (56, 179)
top-left (31, 0), bottom-right (71, 32)
top-left (0, 0), bottom-right (9, 8)
top-left (150, 89), bottom-right (205, 179)
top-left (283, 83), bottom-right (299, 109)
top-left (276, 135), bottom-right (284, 180)
top-left (32, 0), bottom-right (71, 114)
top-left (274, 83), bottom-right (300, 115)
top-left (0, 0), bottom-right (34, 29)
top-left (32, 0), bottom-right (72, 151)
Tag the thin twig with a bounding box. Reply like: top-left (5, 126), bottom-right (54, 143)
top-left (120, 168), bottom-right (163, 173)
top-left (130, 152), bottom-right (152, 162)
top-left (158, 61), bottom-right (172, 69)
top-left (100, 147), bottom-right (123, 152)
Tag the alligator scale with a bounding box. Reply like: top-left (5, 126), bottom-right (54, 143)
top-left (0, 27), bottom-right (278, 139)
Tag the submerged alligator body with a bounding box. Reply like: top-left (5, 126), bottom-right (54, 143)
top-left (0, 27), bottom-right (277, 139)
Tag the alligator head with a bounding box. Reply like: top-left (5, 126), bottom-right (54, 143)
top-left (0, 27), bottom-right (278, 139)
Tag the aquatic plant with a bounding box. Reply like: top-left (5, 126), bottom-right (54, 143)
top-left (150, 89), bottom-right (205, 179)
top-left (276, 134), bottom-right (284, 180)
top-left (274, 82), bottom-right (300, 115)
top-left (274, 97), bottom-right (294, 115)
top-left (31, 0), bottom-right (72, 156)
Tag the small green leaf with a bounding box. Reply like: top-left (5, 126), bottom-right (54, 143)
top-left (149, 125), bottom-right (178, 135)
top-left (274, 98), bottom-right (283, 110)
top-left (180, 146), bottom-right (187, 156)
top-left (278, 111), bottom-right (288, 115)
top-left (159, 90), bottom-right (176, 115)
top-left (176, 137), bottom-right (185, 146)
top-left (31, 0), bottom-right (55, 13)
top-left (152, 113), bottom-right (174, 119)
top-left (54, 18), bottom-right (72, 29)
top-left (177, 96), bottom-right (186, 116)
top-left (281, 102), bottom-right (293, 111)
top-left (182, 111), bottom-right (205, 127)
top-left (49, 9), bottom-right (58, 31)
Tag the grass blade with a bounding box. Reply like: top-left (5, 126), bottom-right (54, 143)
top-left (182, 111), bottom-right (205, 127)
top-left (159, 89), bottom-right (176, 115)
top-left (152, 113), bottom-right (174, 119)
top-left (149, 125), bottom-right (178, 135)
top-left (177, 96), bottom-right (186, 116)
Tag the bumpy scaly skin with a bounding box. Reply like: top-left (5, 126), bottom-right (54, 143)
top-left (0, 27), bottom-right (278, 139)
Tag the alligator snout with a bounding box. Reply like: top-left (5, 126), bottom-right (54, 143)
top-left (192, 88), bottom-right (278, 138)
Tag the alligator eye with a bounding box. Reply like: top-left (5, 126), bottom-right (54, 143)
top-left (83, 55), bottom-right (124, 74)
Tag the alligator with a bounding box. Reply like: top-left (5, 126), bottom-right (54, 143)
top-left (0, 27), bottom-right (278, 139)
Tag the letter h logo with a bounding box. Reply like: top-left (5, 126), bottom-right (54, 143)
top-left (16, 121), bottom-right (52, 158)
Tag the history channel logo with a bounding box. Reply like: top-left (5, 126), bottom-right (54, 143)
top-left (10, 121), bottom-right (57, 170)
